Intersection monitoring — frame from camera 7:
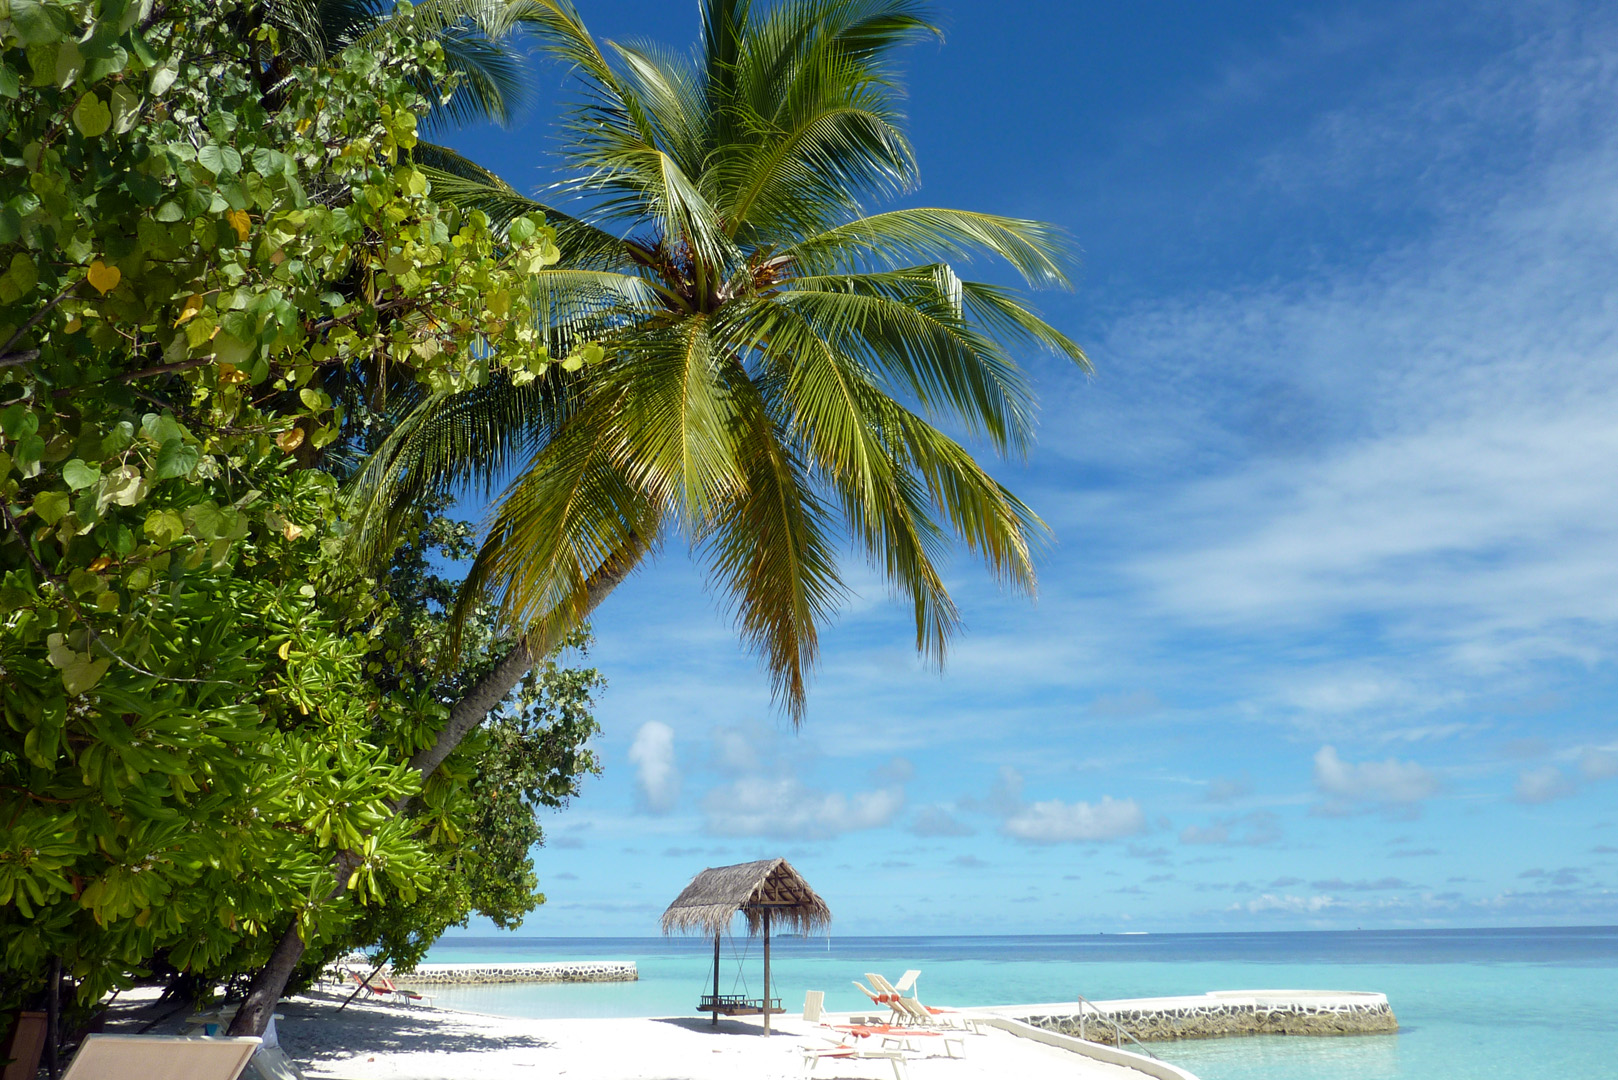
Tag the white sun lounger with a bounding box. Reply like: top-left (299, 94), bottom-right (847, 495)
top-left (802, 1042), bottom-right (909, 1079)
top-left (61, 1034), bottom-right (262, 1080)
top-left (868, 973), bottom-right (987, 1035)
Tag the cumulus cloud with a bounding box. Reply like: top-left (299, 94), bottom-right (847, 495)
top-left (627, 722), bottom-right (680, 814)
top-left (959, 766), bottom-right (1147, 845)
top-left (700, 777), bottom-right (904, 840)
top-left (1514, 765), bottom-right (1575, 805)
top-left (1243, 894), bottom-right (1339, 914)
top-left (1002, 796), bottom-right (1147, 844)
top-left (1313, 745), bottom-right (1440, 813)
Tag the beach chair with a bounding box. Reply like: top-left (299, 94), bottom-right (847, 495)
top-left (866, 975), bottom-right (927, 1022)
top-left (372, 973), bottom-right (433, 1007)
top-left (802, 1042), bottom-right (909, 1080)
top-left (60, 1034), bottom-right (261, 1080)
top-left (869, 974), bottom-right (987, 1035)
top-left (853, 980), bottom-right (904, 1024)
top-left (803, 990), bottom-right (827, 1024)
top-left (893, 970), bottom-right (920, 994)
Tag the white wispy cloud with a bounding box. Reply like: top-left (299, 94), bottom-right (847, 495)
top-left (627, 721), bottom-right (680, 814)
top-left (1313, 745), bottom-right (1441, 812)
top-left (700, 777), bottom-right (904, 840)
top-left (1002, 796), bottom-right (1147, 844)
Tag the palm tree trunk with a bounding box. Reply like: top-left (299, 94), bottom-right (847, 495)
top-left (226, 544), bottom-right (644, 1037)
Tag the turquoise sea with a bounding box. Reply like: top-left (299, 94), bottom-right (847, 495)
top-left (422, 928), bottom-right (1617, 1080)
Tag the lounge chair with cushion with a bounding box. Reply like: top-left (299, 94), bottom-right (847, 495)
top-left (802, 1042), bottom-right (909, 1079)
top-left (869, 973), bottom-right (987, 1035)
top-left (61, 1034), bottom-right (261, 1080)
top-left (852, 980), bottom-right (904, 1025)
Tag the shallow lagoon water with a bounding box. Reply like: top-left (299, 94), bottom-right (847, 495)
top-left (422, 927), bottom-right (1617, 1080)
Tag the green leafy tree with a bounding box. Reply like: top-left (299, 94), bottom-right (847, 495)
top-left (0, 0), bottom-right (592, 1036)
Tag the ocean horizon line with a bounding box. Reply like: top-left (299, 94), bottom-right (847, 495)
top-left (435, 923), bottom-right (1618, 942)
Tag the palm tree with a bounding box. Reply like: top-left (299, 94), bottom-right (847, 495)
top-left (354, 0), bottom-right (1089, 746)
top-left (231, 0), bottom-right (1088, 1035)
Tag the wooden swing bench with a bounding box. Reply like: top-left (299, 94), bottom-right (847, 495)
top-left (697, 993), bottom-right (784, 1018)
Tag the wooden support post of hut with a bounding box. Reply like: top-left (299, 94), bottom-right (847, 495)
top-left (661, 858), bottom-right (831, 1036)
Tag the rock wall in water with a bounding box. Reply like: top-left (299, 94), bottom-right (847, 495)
top-left (1011, 991), bottom-right (1397, 1044)
top-left (390, 961), bottom-right (638, 985)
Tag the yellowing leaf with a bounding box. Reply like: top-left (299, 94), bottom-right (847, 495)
top-left (225, 209), bottom-right (251, 242)
top-left (86, 260), bottom-right (120, 295)
top-left (278, 640), bottom-right (291, 660)
top-left (274, 427), bottom-right (304, 452)
top-left (174, 293), bottom-right (205, 326)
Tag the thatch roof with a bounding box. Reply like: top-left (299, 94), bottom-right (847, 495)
top-left (660, 858), bottom-right (832, 938)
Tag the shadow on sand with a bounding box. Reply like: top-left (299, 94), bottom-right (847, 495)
top-left (279, 1002), bottom-right (556, 1063)
top-left (650, 1015), bottom-right (808, 1038)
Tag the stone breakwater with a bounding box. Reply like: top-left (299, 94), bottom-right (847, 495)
top-left (1001, 990), bottom-right (1397, 1044)
top-left (391, 961), bottom-right (638, 986)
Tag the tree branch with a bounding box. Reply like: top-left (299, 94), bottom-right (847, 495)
top-left (0, 278), bottom-right (83, 361)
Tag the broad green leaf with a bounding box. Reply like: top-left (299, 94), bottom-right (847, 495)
top-left (109, 84), bottom-right (140, 134)
top-left (63, 458), bottom-right (100, 490)
top-left (1, 403), bottom-right (39, 438)
top-left (61, 654), bottom-right (111, 696)
top-left (153, 437), bottom-right (199, 479)
top-left (143, 508), bottom-right (184, 545)
top-left (31, 490), bottom-right (70, 524)
top-left (54, 40), bottom-right (82, 88)
top-left (71, 92), bottom-right (111, 137)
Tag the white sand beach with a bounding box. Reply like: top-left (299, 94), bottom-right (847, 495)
top-left (102, 987), bottom-right (1165, 1080)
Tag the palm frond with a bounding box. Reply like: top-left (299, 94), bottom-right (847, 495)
top-left (452, 396), bottom-right (655, 632)
top-left (786, 208), bottom-right (1076, 287)
top-left (342, 372), bottom-right (571, 569)
top-left (773, 270), bottom-right (1036, 451)
top-left (697, 375), bottom-right (846, 720)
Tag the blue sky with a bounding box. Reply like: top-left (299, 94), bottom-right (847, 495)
top-left (441, 0), bottom-right (1618, 936)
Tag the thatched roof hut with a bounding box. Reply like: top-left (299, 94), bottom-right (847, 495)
top-left (661, 857), bottom-right (831, 938)
top-left (661, 858), bottom-right (830, 1033)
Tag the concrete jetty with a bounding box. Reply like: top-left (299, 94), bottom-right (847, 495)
top-left (390, 961), bottom-right (638, 986)
top-left (989, 989), bottom-right (1397, 1044)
